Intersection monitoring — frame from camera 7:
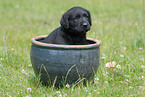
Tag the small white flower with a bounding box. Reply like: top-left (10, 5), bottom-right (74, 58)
top-left (141, 76), bottom-right (144, 79)
top-left (110, 78), bottom-right (113, 81)
top-left (21, 69), bottom-right (27, 74)
top-left (140, 58), bottom-right (144, 62)
top-left (138, 86), bottom-right (143, 88)
top-left (106, 72), bottom-right (109, 74)
top-left (116, 65), bottom-right (121, 69)
top-left (21, 69), bottom-right (29, 75)
top-left (58, 94), bottom-right (62, 97)
top-left (85, 87), bottom-right (88, 92)
top-left (56, 91), bottom-right (61, 94)
top-left (101, 57), bottom-right (106, 59)
top-left (129, 86), bottom-right (133, 89)
top-left (94, 77), bottom-right (99, 84)
top-left (27, 88), bottom-right (32, 92)
top-left (126, 79), bottom-right (129, 82)
top-left (138, 86), bottom-right (144, 90)
top-left (123, 47), bottom-right (126, 52)
top-left (141, 65), bottom-right (145, 68)
top-left (28, 64), bottom-right (32, 67)
top-left (125, 82), bottom-right (128, 85)
top-left (0, 58), bottom-right (4, 60)
top-left (11, 48), bottom-right (14, 50)
top-left (97, 91), bottom-right (100, 94)
top-left (63, 94), bottom-right (67, 97)
top-left (94, 77), bottom-right (99, 81)
top-left (138, 47), bottom-right (143, 50)
top-left (120, 55), bottom-right (124, 57)
top-left (22, 69), bottom-right (25, 72)
top-left (65, 83), bottom-right (70, 88)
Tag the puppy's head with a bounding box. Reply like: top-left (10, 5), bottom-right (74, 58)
top-left (60, 7), bottom-right (92, 34)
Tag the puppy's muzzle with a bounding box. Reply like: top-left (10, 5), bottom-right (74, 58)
top-left (83, 22), bottom-right (88, 28)
top-left (82, 22), bottom-right (90, 31)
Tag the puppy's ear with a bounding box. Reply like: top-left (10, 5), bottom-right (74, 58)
top-left (60, 12), bottom-right (69, 28)
top-left (86, 10), bottom-right (92, 26)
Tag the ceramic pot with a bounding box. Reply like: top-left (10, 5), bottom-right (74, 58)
top-left (30, 35), bottom-right (101, 86)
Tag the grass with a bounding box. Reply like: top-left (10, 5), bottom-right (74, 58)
top-left (0, 0), bottom-right (145, 96)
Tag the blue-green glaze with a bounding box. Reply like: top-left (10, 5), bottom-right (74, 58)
top-left (30, 35), bottom-right (101, 86)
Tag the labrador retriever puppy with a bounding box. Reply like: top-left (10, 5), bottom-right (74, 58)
top-left (41, 6), bottom-right (92, 45)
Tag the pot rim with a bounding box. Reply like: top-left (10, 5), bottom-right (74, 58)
top-left (31, 35), bottom-right (101, 50)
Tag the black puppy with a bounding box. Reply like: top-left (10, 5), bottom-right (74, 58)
top-left (41, 6), bottom-right (92, 45)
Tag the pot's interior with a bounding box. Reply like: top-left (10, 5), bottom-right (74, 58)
top-left (31, 35), bottom-right (101, 50)
top-left (36, 37), bottom-right (96, 45)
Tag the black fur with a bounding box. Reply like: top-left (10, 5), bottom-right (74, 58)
top-left (41, 6), bottom-right (92, 45)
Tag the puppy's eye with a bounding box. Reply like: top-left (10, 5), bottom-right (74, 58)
top-left (83, 14), bottom-right (88, 17)
top-left (74, 14), bottom-right (80, 19)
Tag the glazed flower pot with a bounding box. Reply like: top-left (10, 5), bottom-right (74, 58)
top-left (30, 35), bottom-right (101, 86)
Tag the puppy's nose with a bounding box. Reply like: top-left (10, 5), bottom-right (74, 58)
top-left (83, 23), bottom-right (88, 28)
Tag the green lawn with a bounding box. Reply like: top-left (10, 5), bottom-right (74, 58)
top-left (0, 0), bottom-right (145, 96)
